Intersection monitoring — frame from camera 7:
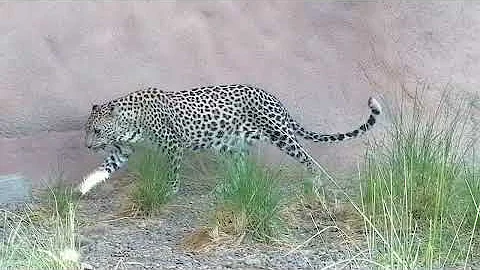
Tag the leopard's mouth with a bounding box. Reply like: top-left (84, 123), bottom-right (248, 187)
top-left (89, 144), bottom-right (106, 152)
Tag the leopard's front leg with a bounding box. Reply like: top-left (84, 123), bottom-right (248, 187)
top-left (166, 144), bottom-right (184, 195)
top-left (78, 144), bottom-right (133, 195)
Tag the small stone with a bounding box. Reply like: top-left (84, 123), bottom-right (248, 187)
top-left (0, 174), bottom-right (32, 204)
top-left (80, 262), bottom-right (94, 270)
top-left (244, 257), bottom-right (262, 266)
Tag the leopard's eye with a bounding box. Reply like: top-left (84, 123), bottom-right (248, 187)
top-left (94, 128), bottom-right (101, 135)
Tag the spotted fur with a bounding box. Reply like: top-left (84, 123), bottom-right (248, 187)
top-left (80, 84), bottom-right (381, 194)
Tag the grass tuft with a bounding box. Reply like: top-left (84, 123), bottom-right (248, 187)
top-left (361, 88), bottom-right (480, 268)
top-left (213, 153), bottom-right (284, 243)
top-left (42, 183), bottom-right (79, 220)
top-left (0, 201), bottom-right (80, 269)
top-left (128, 144), bottom-right (173, 215)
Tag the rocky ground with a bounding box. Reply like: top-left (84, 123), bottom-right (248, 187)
top-left (71, 156), bottom-right (369, 270)
top-left (3, 155), bottom-right (479, 269)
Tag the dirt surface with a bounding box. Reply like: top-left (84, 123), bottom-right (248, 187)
top-left (72, 159), bottom-right (368, 270)
top-left (3, 155), bottom-right (479, 269)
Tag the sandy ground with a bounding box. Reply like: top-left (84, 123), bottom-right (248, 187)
top-left (73, 155), bottom-right (368, 270)
top-left (2, 152), bottom-right (479, 269)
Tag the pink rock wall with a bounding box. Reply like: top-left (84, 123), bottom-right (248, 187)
top-left (1, 2), bottom-right (479, 186)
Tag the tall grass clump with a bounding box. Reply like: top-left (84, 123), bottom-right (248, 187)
top-left (0, 202), bottom-right (80, 269)
top-left (361, 87), bottom-right (480, 268)
top-left (129, 144), bottom-right (173, 215)
top-left (214, 153), bottom-right (284, 242)
top-left (42, 182), bottom-right (79, 220)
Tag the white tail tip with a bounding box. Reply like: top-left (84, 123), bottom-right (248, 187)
top-left (368, 97), bottom-right (382, 115)
top-left (78, 169), bottom-right (110, 195)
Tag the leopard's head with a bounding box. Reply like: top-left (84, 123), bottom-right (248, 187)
top-left (84, 104), bottom-right (125, 151)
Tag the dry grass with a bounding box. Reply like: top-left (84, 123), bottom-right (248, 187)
top-left (182, 226), bottom-right (243, 253)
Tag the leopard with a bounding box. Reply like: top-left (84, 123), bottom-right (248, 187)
top-left (79, 84), bottom-right (381, 195)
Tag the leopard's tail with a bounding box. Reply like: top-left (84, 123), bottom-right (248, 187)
top-left (292, 97), bottom-right (381, 143)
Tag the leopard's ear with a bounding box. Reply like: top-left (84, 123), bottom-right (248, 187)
top-left (92, 104), bottom-right (100, 112)
top-left (108, 104), bottom-right (121, 117)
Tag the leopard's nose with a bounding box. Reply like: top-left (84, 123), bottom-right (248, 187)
top-left (85, 136), bottom-right (93, 149)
